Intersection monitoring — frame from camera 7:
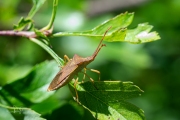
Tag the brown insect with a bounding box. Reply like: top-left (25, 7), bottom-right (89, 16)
top-left (47, 27), bottom-right (111, 92)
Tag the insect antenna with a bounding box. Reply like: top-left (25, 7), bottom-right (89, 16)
top-left (92, 27), bottom-right (111, 58)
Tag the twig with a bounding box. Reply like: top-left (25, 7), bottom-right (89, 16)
top-left (0, 30), bottom-right (51, 38)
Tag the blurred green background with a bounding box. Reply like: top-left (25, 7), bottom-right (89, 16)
top-left (0, 0), bottom-right (180, 120)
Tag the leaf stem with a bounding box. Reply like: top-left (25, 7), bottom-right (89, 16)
top-left (27, 0), bottom-right (46, 19)
top-left (0, 103), bottom-right (33, 111)
top-left (30, 38), bottom-right (64, 66)
top-left (52, 31), bottom-right (103, 37)
top-left (42, 0), bottom-right (58, 30)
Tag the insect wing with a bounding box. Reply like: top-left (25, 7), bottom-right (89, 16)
top-left (48, 60), bottom-right (78, 91)
top-left (57, 61), bottom-right (78, 84)
top-left (47, 70), bottom-right (63, 91)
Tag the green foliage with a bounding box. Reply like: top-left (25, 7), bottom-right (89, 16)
top-left (53, 12), bottom-right (160, 44)
top-left (0, 61), bottom-right (58, 106)
top-left (0, 0), bottom-right (163, 120)
top-left (125, 23), bottom-right (160, 43)
top-left (34, 29), bottom-right (48, 39)
top-left (69, 81), bottom-right (145, 120)
top-left (0, 104), bottom-right (45, 120)
top-left (0, 60), bottom-right (144, 120)
top-left (0, 61), bottom-right (58, 119)
top-left (13, 0), bottom-right (47, 31)
top-left (13, 17), bottom-right (33, 31)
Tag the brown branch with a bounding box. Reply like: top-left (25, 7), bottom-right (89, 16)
top-left (0, 30), bottom-right (52, 38)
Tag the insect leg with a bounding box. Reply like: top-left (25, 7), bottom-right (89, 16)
top-left (86, 68), bottom-right (101, 81)
top-left (64, 55), bottom-right (70, 62)
top-left (60, 55), bottom-right (71, 68)
top-left (91, 69), bottom-right (100, 81)
top-left (82, 68), bottom-right (87, 82)
top-left (74, 77), bottom-right (79, 102)
top-left (80, 71), bottom-right (94, 83)
top-left (80, 71), bottom-right (100, 90)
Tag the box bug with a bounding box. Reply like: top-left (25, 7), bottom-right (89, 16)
top-left (47, 27), bottom-right (111, 92)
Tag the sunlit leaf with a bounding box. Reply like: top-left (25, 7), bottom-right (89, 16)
top-left (125, 23), bottom-right (160, 43)
top-left (13, 17), bottom-right (33, 31)
top-left (0, 104), bottom-right (45, 120)
top-left (86, 12), bottom-right (134, 35)
top-left (68, 81), bottom-right (145, 120)
top-left (53, 12), bottom-right (160, 43)
top-left (0, 60), bottom-right (59, 106)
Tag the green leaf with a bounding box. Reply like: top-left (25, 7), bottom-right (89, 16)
top-left (53, 12), bottom-right (160, 44)
top-left (13, 17), bottom-right (33, 31)
top-left (68, 81), bottom-right (145, 120)
top-left (0, 60), bottom-right (59, 106)
top-left (13, 0), bottom-right (47, 31)
top-left (28, 0), bottom-right (46, 19)
top-left (0, 104), bottom-right (45, 120)
top-left (86, 12), bottom-right (134, 35)
top-left (125, 23), bottom-right (160, 43)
